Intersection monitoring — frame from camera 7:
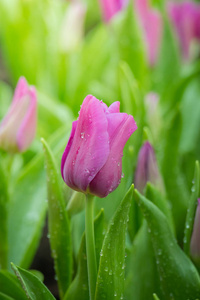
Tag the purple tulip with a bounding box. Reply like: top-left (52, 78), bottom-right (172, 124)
top-left (61, 95), bottom-right (137, 198)
top-left (134, 141), bottom-right (164, 193)
top-left (135, 0), bottom-right (162, 66)
top-left (190, 199), bottom-right (200, 260)
top-left (168, 1), bottom-right (200, 61)
top-left (98, 0), bottom-right (129, 23)
top-left (0, 77), bottom-right (37, 153)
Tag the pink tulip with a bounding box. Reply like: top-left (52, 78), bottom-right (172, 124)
top-left (135, 0), bottom-right (162, 66)
top-left (98, 0), bottom-right (129, 23)
top-left (0, 77), bottom-right (37, 153)
top-left (61, 95), bottom-right (137, 198)
top-left (190, 199), bottom-right (200, 260)
top-left (168, 1), bottom-right (200, 61)
top-left (134, 141), bottom-right (164, 193)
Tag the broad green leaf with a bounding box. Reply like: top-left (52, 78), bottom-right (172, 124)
top-left (134, 189), bottom-right (200, 300)
top-left (184, 161), bottom-right (200, 255)
top-left (11, 263), bottom-right (56, 300)
top-left (0, 270), bottom-right (27, 300)
top-left (64, 209), bottom-right (105, 300)
top-left (125, 222), bottom-right (161, 300)
top-left (0, 162), bottom-right (8, 269)
top-left (160, 110), bottom-right (189, 241)
top-left (41, 138), bottom-right (72, 298)
top-left (145, 183), bottom-right (174, 233)
top-left (8, 125), bottom-right (71, 269)
top-left (95, 185), bottom-right (134, 300)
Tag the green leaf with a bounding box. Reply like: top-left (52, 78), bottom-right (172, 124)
top-left (11, 263), bottom-right (56, 300)
top-left (134, 189), bottom-right (200, 300)
top-left (64, 209), bottom-right (105, 300)
top-left (8, 125), bottom-right (71, 269)
top-left (125, 222), bottom-right (161, 300)
top-left (113, 3), bottom-right (148, 85)
top-left (145, 183), bottom-right (174, 233)
top-left (154, 13), bottom-right (180, 96)
top-left (160, 110), bottom-right (189, 241)
top-left (0, 270), bottom-right (27, 300)
top-left (0, 292), bottom-right (15, 300)
top-left (95, 185), bottom-right (134, 300)
top-left (184, 161), bottom-right (200, 255)
top-left (0, 162), bottom-right (8, 269)
top-left (153, 294), bottom-right (161, 300)
top-left (41, 138), bottom-right (72, 299)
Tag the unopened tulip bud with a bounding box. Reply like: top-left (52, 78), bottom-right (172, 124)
top-left (134, 141), bottom-right (164, 193)
top-left (61, 95), bottom-right (137, 198)
top-left (190, 199), bottom-right (200, 261)
top-left (0, 77), bottom-right (37, 153)
top-left (135, 0), bottom-right (162, 66)
top-left (59, 2), bottom-right (86, 53)
top-left (168, 1), bottom-right (200, 61)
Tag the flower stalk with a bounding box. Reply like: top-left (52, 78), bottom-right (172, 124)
top-left (85, 194), bottom-right (97, 300)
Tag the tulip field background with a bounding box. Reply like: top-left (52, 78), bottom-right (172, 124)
top-left (1, 0), bottom-right (200, 299)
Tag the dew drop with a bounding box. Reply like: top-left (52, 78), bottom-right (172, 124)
top-left (80, 132), bottom-right (85, 139)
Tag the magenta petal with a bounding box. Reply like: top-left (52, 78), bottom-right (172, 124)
top-left (62, 95), bottom-right (110, 192)
top-left (89, 113), bottom-right (137, 197)
top-left (61, 120), bottom-right (78, 179)
top-left (107, 101), bottom-right (120, 113)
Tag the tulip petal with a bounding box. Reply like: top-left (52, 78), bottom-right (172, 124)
top-left (61, 120), bottom-right (78, 179)
top-left (89, 113), bottom-right (137, 197)
top-left (62, 95), bottom-right (110, 192)
top-left (107, 101), bottom-right (120, 113)
top-left (17, 87), bottom-right (37, 151)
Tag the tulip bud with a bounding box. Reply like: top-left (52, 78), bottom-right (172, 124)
top-left (135, 0), bottom-right (162, 66)
top-left (168, 1), bottom-right (200, 61)
top-left (134, 141), bottom-right (164, 194)
top-left (0, 77), bottom-right (37, 153)
top-left (190, 199), bottom-right (200, 261)
top-left (98, 0), bottom-right (129, 23)
top-left (59, 2), bottom-right (86, 53)
top-left (61, 95), bottom-right (137, 198)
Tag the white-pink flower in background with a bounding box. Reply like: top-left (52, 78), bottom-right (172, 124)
top-left (0, 77), bottom-right (37, 153)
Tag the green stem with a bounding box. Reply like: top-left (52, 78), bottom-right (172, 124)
top-left (85, 194), bottom-right (97, 300)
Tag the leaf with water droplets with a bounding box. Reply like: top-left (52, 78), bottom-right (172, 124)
top-left (160, 110), bottom-right (189, 241)
top-left (41, 138), bottom-right (72, 299)
top-left (95, 185), bottom-right (134, 300)
top-left (8, 126), bottom-right (70, 270)
top-left (11, 263), bottom-right (56, 300)
top-left (134, 189), bottom-right (200, 300)
top-left (183, 161), bottom-right (200, 255)
top-left (64, 209), bottom-right (105, 300)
